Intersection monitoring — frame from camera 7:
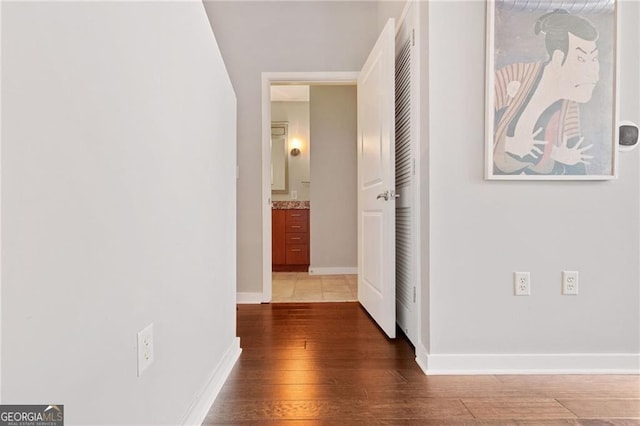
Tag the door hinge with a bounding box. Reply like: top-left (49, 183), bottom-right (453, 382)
top-left (411, 29), bottom-right (415, 47)
top-left (413, 286), bottom-right (416, 303)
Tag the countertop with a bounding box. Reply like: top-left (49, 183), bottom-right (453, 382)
top-left (272, 200), bottom-right (310, 210)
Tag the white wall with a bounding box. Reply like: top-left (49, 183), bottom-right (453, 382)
top-left (271, 101), bottom-right (311, 202)
top-left (378, 1), bottom-right (408, 32)
top-left (422, 0), bottom-right (639, 371)
top-left (203, 1), bottom-right (383, 293)
top-left (2, 2), bottom-right (238, 424)
top-left (309, 85), bottom-right (358, 271)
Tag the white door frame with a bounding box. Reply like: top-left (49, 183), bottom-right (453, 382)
top-left (260, 72), bottom-right (359, 302)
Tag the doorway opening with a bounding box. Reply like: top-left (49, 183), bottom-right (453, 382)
top-left (266, 79), bottom-right (360, 302)
top-left (261, 73), bottom-right (359, 305)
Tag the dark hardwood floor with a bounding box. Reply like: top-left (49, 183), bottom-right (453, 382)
top-left (203, 302), bottom-right (640, 425)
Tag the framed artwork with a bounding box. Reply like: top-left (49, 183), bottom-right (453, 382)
top-left (485, 0), bottom-right (618, 180)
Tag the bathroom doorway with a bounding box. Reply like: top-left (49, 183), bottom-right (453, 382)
top-left (266, 79), bottom-right (359, 302)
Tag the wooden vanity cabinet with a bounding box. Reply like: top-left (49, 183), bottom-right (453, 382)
top-left (272, 210), bottom-right (287, 266)
top-left (272, 209), bottom-right (309, 272)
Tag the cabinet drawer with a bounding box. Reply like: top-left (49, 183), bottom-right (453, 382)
top-left (286, 232), bottom-right (308, 245)
top-left (285, 210), bottom-right (308, 224)
top-left (286, 244), bottom-right (309, 265)
top-left (286, 222), bottom-right (308, 233)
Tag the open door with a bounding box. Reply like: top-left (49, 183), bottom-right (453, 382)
top-left (357, 18), bottom-right (396, 339)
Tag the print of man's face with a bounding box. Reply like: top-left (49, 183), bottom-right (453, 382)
top-left (556, 32), bottom-right (600, 103)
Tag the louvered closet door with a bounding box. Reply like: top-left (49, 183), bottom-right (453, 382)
top-left (395, 5), bottom-right (418, 346)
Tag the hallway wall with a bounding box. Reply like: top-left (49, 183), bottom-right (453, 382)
top-left (2, 2), bottom-right (238, 423)
top-left (309, 85), bottom-right (358, 272)
top-left (422, 0), bottom-right (639, 371)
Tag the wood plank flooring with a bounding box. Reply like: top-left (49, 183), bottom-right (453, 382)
top-left (203, 302), bottom-right (640, 425)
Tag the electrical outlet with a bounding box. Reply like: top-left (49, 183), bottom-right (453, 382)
top-left (291, 190), bottom-right (298, 200)
top-left (514, 272), bottom-right (530, 296)
top-left (137, 323), bottom-right (154, 377)
top-left (562, 271), bottom-right (579, 295)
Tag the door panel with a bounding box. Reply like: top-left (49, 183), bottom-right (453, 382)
top-left (361, 59), bottom-right (384, 187)
top-left (362, 213), bottom-right (383, 293)
top-left (357, 18), bottom-right (396, 339)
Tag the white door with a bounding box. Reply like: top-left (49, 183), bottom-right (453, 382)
top-left (395, 4), bottom-right (419, 346)
top-left (357, 18), bottom-right (396, 339)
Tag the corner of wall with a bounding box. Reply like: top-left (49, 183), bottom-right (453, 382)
top-left (415, 344), bottom-right (430, 375)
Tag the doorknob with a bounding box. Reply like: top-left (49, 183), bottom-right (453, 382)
top-left (377, 190), bottom-right (400, 201)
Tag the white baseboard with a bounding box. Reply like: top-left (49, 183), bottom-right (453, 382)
top-left (236, 292), bottom-right (263, 304)
top-left (308, 266), bottom-right (357, 275)
top-left (415, 344), bottom-right (430, 374)
top-left (415, 345), bottom-right (640, 375)
top-left (181, 337), bottom-right (241, 426)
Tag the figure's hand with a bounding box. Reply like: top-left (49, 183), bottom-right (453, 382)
top-left (551, 136), bottom-right (594, 166)
top-left (504, 127), bottom-right (549, 159)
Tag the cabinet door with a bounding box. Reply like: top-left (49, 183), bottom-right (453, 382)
top-left (272, 210), bottom-right (286, 265)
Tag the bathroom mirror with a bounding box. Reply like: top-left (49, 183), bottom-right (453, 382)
top-left (271, 123), bottom-right (288, 193)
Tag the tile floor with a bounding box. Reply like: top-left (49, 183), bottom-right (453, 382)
top-left (272, 272), bottom-right (357, 302)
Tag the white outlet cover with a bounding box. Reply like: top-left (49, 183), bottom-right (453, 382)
top-left (562, 271), bottom-right (579, 295)
top-left (514, 272), bottom-right (530, 296)
top-left (137, 323), bottom-right (154, 377)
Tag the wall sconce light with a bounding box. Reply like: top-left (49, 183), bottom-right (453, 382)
top-left (290, 138), bottom-right (302, 156)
